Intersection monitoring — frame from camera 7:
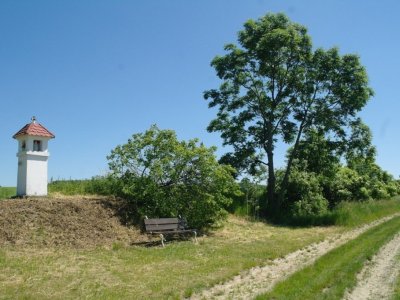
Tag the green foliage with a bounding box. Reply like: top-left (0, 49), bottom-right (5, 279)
top-left (273, 167), bottom-right (400, 226)
top-left (291, 194), bottom-right (328, 219)
top-left (283, 168), bottom-right (328, 220)
top-left (327, 167), bottom-right (370, 202)
top-left (285, 120), bottom-right (400, 222)
top-left (107, 125), bottom-right (241, 229)
top-left (85, 176), bottom-right (120, 195)
top-left (326, 165), bottom-right (399, 204)
top-left (282, 165), bottom-right (400, 224)
top-left (230, 178), bottom-right (265, 219)
top-left (48, 177), bottom-right (116, 196)
top-left (204, 12), bottom-right (373, 211)
top-left (346, 118), bottom-right (376, 169)
top-left (0, 187), bottom-right (16, 199)
top-left (289, 129), bottom-right (340, 178)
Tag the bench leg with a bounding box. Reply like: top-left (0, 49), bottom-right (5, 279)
top-left (160, 234), bottom-right (165, 247)
top-left (193, 231), bottom-right (198, 244)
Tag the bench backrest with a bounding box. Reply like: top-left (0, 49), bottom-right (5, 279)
top-left (144, 218), bottom-right (184, 232)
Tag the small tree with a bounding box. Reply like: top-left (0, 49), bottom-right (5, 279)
top-left (107, 125), bottom-right (241, 229)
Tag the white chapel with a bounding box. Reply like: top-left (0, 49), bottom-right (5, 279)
top-left (13, 117), bottom-right (55, 196)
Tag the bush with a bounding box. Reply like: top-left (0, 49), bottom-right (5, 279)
top-left (107, 125), bottom-right (241, 229)
top-left (291, 194), bottom-right (328, 219)
top-left (285, 169), bottom-right (329, 219)
top-left (323, 166), bottom-right (400, 204)
top-left (322, 167), bottom-right (370, 204)
top-left (274, 163), bottom-right (400, 225)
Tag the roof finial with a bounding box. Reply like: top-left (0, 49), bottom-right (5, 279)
top-left (31, 116), bottom-right (37, 124)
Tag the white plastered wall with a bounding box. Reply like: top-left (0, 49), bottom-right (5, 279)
top-left (16, 136), bottom-right (51, 196)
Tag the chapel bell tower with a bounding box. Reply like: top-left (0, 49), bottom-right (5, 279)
top-left (13, 117), bottom-right (55, 196)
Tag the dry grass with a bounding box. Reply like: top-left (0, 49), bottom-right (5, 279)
top-left (215, 215), bottom-right (336, 243)
top-left (0, 196), bottom-right (147, 248)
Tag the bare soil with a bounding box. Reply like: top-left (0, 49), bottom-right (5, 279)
top-left (0, 196), bottom-right (149, 248)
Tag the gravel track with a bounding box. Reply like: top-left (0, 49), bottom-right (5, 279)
top-left (343, 233), bottom-right (400, 300)
top-left (190, 214), bottom-right (400, 300)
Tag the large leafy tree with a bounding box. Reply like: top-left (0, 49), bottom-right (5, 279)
top-left (205, 13), bottom-right (373, 212)
top-left (107, 125), bottom-right (240, 229)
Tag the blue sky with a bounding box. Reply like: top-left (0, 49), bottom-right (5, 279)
top-left (0, 0), bottom-right (399, 186)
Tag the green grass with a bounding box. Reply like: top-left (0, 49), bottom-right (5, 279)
top-left (0, 216), bottom-right (337, 299)
top-left (282, 197), bottom-right (400, 227)
top-left (391, 255), bottom-right (400, 300)
top-left (332, 197), bottom-right (400, 227)
top-left (256, 215), bottom-right (400, 300)
top-left (48, 178), bottom-right (114, 196)
top-left (0, 187), bottom-right (16, 199)
top-left (48, 179), bottom-right (97, 195)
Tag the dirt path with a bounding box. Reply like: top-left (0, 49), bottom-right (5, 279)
top-left (190, 214), bottom-right (400, 300)
top-left (343, 233), bottom-right (400, 300)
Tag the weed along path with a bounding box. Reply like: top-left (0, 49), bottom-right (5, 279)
top-left (190, 213), bottom-right (400, 300)
top-left (343, 233), bottom-right (400, 300)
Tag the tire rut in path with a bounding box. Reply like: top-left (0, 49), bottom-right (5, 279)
top-left (190, 213), bottom-right (400, 300)
top-left (343, 232), bottom-right (400, 300)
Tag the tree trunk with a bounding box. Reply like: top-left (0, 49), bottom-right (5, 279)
top-left (265, 136), bottom-right (277, 215)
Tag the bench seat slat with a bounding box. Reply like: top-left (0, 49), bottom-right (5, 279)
top-left (144, 218), bottom-right (179, 225)
top-left (150, 229), bottom-right (195, 235)
top-left (145, 224), bottom-right (181, 231)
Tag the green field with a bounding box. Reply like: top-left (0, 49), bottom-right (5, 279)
top-left (0, 187), bottom-right (16, 199)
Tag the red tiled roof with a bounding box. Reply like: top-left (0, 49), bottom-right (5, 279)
top-left (13, 122), bottom-right (55, 139)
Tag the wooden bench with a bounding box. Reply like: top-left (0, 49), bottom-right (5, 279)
top-left (144, 217), bottom-right (197, 247)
